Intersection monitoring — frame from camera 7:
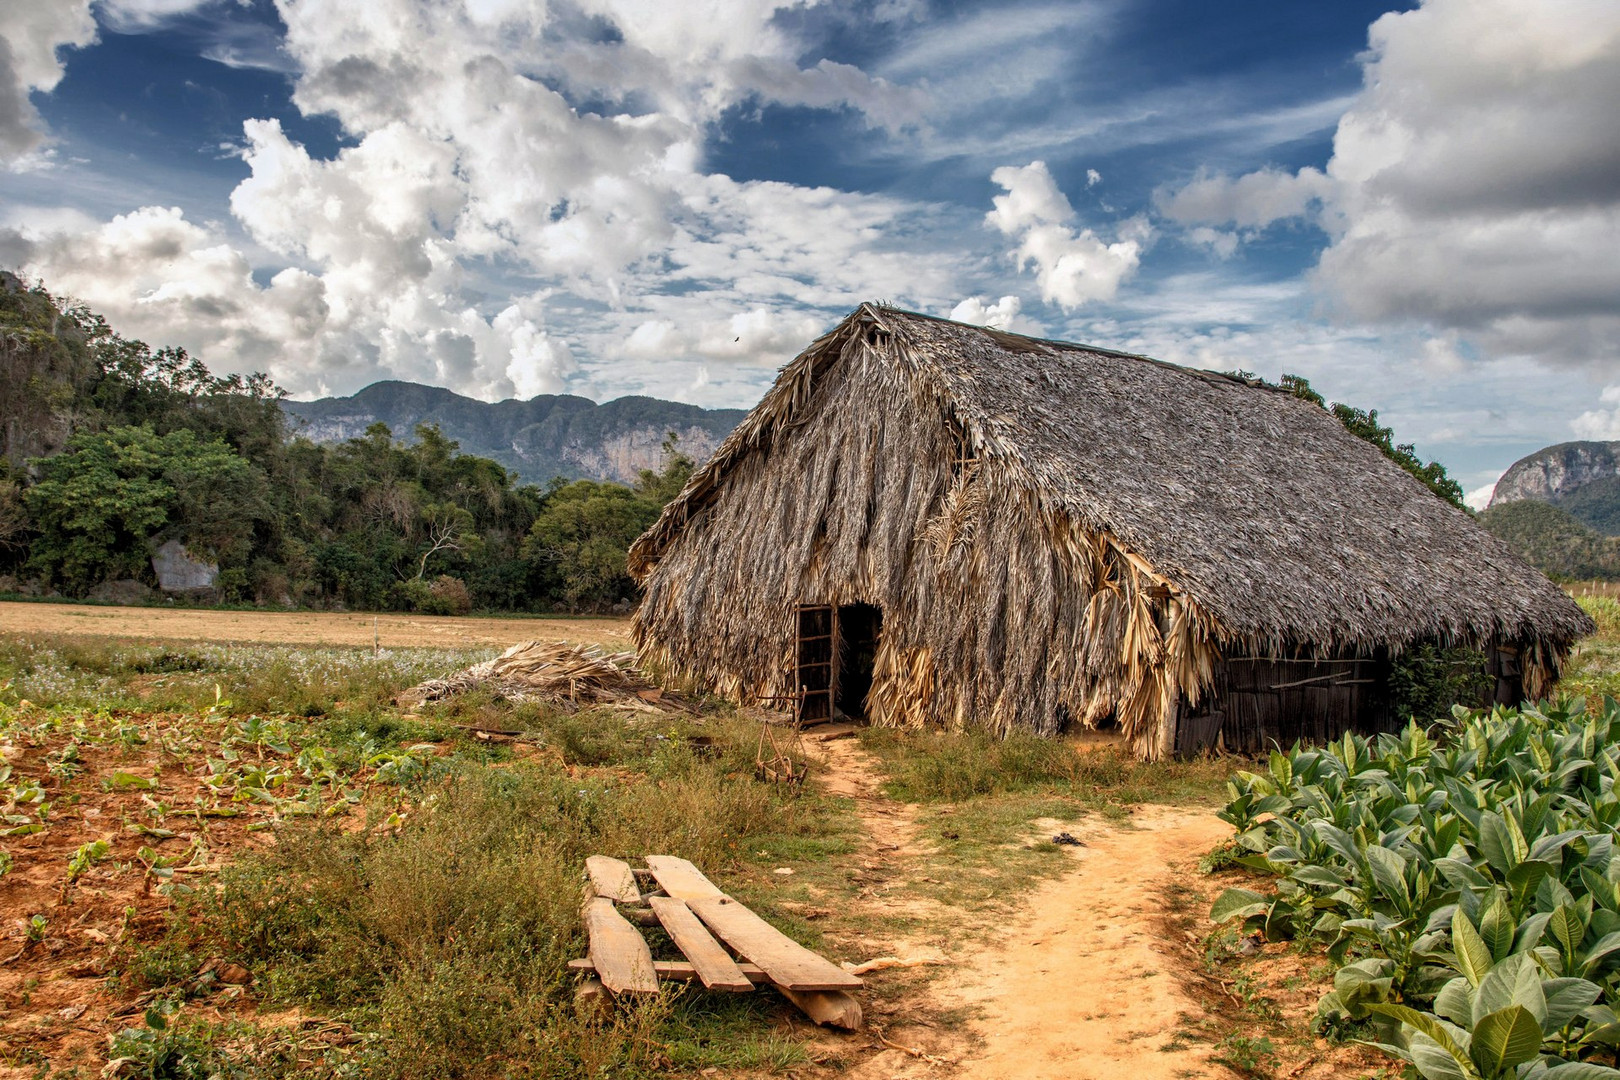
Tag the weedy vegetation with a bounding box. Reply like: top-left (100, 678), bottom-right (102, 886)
top-left (0, 636), bottom-right (855, 1079)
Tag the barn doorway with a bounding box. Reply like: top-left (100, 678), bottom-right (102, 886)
top-left (793, 604), bottom-right (883, 723)
top-left (836, 604), bottom-right (882, 720)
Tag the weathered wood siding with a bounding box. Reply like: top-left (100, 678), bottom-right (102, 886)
top-left (1177, 654), bottom-right (1399, 756)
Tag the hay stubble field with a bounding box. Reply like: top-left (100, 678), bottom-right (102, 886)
top-left (0, 600), bottom-right (633, 651)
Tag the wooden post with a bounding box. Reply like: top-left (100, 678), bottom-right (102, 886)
top-left (1157, 698), bottom-right (1180, 761)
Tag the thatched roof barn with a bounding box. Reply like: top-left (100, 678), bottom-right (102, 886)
top-left (628, 305), bottom-right (1592, 759)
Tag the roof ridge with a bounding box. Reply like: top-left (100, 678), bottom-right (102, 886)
top-left (861, 302), bottom-right (1280, 392)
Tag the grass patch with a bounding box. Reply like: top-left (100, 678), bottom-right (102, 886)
top-left (0, 635), bottom-right (491, 718)
top-left (859, 726), bottom-right (1229, 808)
top-left (1561, 595), bottom-right (1620, 706)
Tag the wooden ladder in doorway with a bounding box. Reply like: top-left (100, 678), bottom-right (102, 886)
top-left (793, 605), bottom-right (835, 726)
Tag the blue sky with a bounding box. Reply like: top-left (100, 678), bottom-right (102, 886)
top-left (3, 0), bottom-right (1618, 505)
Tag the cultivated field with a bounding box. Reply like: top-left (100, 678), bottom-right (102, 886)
top-left (1, 598), bottom-right (1617, 1079)
top-left (0, 600), bottom-right (633, 650)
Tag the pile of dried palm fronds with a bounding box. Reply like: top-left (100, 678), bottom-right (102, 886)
top-left (398, 641), bottom-right (674, 710)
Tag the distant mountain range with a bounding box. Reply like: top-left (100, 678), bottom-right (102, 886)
top-left (281, 381), bottom-right (747, 486)
top-left (1480, 441), bottom-right (1620, 580)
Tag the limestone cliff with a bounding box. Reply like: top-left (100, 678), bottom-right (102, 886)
top-left (1490, 442), bottom-right (1620, 506)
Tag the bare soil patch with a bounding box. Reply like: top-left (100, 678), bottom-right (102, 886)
top-left (934, 806), bottom-right (1233, 1080)
top-left (0, 714), bottom-right (329, 1077)
top-left (839, 806), bottom-right (1235, 1080)
top-left (0, 600), bottom-right (631, 650)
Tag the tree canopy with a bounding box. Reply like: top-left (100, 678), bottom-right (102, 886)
top-left (0, 273), bottom-right (691, 611)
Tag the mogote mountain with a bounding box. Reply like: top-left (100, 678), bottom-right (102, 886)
top-left (1488, 441), bottom-right (1620, 536)
top-left (1479, 441), bottom-right (1620, 580)
top-left (282, 381), bottom-right (745, 486)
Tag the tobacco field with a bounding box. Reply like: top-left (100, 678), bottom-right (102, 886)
top-left (1213, 697), bottom-right (1620, 1079)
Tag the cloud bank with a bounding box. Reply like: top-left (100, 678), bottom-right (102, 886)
top-left (1157, 0), bottom-right (1620, 373)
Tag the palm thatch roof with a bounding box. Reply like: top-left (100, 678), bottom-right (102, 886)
top-left (633, 304), bottom-right (1588, 655)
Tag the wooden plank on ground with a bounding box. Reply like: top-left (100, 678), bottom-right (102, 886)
top-left (585, 855), bottom-right (641, 904)
top-left (647, 895), bottom-right (754, 992)
top-left (644, 855), bottom-right (724, 901)
top-left (583, 897), bottom-right (658, 994)
top-left (566, 959), bottom-right (861, 1028)
top-left (569, 957), bottom-right (768, 983)
top-left (687, 895), bottom-right (862, 991)
top-left (775, 986), bottom-right (863, 1030)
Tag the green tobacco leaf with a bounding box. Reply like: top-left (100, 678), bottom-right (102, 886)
top-left (1454, 908), bottom-right (1496, 987)
top-left (1579, 931), bottom-right (1620, 976)
top-left (1509, 861), bottom-right (1556, 907)
top-left (1469, 1005), bottom-right (1543, 1074)
top-left (1480, 896), bottom-right (1516, 961)
top-left (1366, 1004), bottom-right (1475, 1080)
top-left (1542, 1061), bottom-right (1620, 1078)
top-left (1551, 905), bottom-right (1586, 959)
top-left (1367, 845), bottom-right (1412, 906)
top-left (1270, 749), bottom-right (1293, 789)
top-left (1291, 865), bottom-right (1347, 889)
top-left (1408, 1035), bottom-right (1475, 1080)
top-left (1479, 812), bottom-right (1520, 876)
top-left (1541, 978), bottom-right (1601, 1031)
top-left (108, 771), bottom-right (159, 791)
top-left (1210, 888), bottom-right (1270, 924)
top-left (1435, 977), bottom-right (1474, 1026)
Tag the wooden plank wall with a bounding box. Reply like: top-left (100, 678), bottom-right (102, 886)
top-left (1178, 653), bottom-right (1398, 756)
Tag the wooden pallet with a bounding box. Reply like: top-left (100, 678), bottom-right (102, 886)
top-left (575, 854), bottom-right (863, 1029)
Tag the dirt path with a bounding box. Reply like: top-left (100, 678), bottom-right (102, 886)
top-left (0, 600), bottom-right (631, 649)
top-left (811, 729), bottom-right (924, 858)
top-left (936, 806), bottom-right (1233, 1080)
top-left (806, 733), bottom-right (1233, 1080)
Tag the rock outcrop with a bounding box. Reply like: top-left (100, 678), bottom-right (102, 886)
top-left (151, 539), bottom-right (218, 595)
top-left (1490, 441), bottom-right (1620, 507)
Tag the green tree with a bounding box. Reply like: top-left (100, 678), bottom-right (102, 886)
top-left (25, 426), bottom-right (263, 594)
top-left (522, 481), bottom-right (661, 609)
top-left (520, 436), bottom-right (694, 609)
top-left (632, 432), bottom-right (694, 503)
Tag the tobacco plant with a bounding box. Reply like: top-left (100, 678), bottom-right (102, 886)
top-left (1212, 699), bottom-right (1620, 1076)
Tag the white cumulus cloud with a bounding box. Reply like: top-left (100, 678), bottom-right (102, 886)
top-left (1156, 167), bottom-right (1332, 229)
top-left (1572, 387), bottom-right (1620, 441)
top-left (0, 0), bottom-right (96, 162)
top-left (4, 0), bottom-right (963, 403)
top-left (947, 294), bottom-right (1039, 335)
top-left (987, 161), bottom-right (1148, 310)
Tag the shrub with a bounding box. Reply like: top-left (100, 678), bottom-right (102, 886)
top-left (423, 575), bottom-right (472, 616)
top-left (1388, 643), bottom-right (1492, 722)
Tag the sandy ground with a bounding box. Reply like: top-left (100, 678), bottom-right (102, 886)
top-left (806, 733), bottom-right (1239, 1080)
top-left (0, 600), bottom-right (632, 650)
top-left (937, 806), bottom-right (1234, 1080)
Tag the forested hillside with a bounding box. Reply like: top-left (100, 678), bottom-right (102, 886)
top-left (1477, 500), bottom-right (1620, 581)
top-left (0, 274), bottom-right (689, 611)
